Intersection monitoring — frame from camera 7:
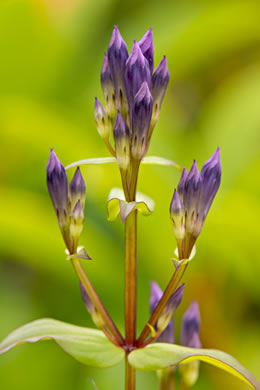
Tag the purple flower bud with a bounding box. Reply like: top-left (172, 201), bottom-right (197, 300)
top-left (183, 160), bottom-right (202, 237)
top-left (100, 53), bottom-right (116, 118)
top-left (70, 200), bottom-right (84, 246)
top-left (151, 56), bottom-right (170, 121)
top-left (131, 81), bottom-right (153, 159)
top-left (125, 41), bottom-right (152, 119)
top-left (80, 283), bottom-right (104, 328)
top-left (46, 149), bottom-right (69, 228)
top-left (157, 283), bottom-right (185, 333)
top-left (94, 97), bottom-right (112, 139)
top-left (170, 189), bottom-right (185, 241)
top-left (198, 148), bottom-right (221, 223)
top-left (150, 281), bottom-right (175, 344)
top-left (107, 26), bottom-right (128, 114)
top-left (138, 27), bottom-right (154, 74)
top-left (70, 167), bottom-right (86, 210)
top-left (177, 168), bottom-right (188, 202)
top-left (181, 301), bottom-right (201, 349)
top-left (113, 110), bottom-right (130, 170)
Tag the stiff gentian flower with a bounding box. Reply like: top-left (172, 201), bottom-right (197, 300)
top-left (100, 53), bottom-right (116, 119)
top-left (180, 301), bottom-right (201, 387)
top-left (181, 301), bottom-right (201, 349)
top-left (170, 148), bottom-right (221, 259)
top-left (47, 150), bottom-right (86, 253)
top-left (113, 110), bottom-right (130, 170)
top-left (131, 81), bottom-right (153, 159)
top-left (95, 26), bottom-right (170, 164)
top-left (47, 149), bottom-right (69, 230)
top-left (150, 281), bottom-right (184, 338)
top-left (151, 56), bottom-right (170, 126)
top-left (107, 26), bottom-right (129, 116)
top-left (80, 283), bottom-right (104, 329)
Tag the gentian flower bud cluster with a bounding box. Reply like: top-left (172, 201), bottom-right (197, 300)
top-left (170, 148), bottom-right (221, 259)
top-left (96, 26), bottom-right (170, 171)
top-left (47, 149), bottom-right (86, 254)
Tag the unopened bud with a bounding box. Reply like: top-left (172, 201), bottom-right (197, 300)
top-left (131, 81), bottom-right (153, 160)
top-left (151, 56), bottom-right (169, 124)
top-left (125, 40), bottom-right (151, 120)
top-left (170, 189), bottom-right (185, 240)
top-left (157, 283), bottom-right (184, 333)
top-left (46, 149), bottom-right (69, 229)
top-left (180, 301), bottom-right (201, 387)
top-left (80, 283), bottom-right (104, 329)
top-left (70, 200), bottom-right (84, 247)
top-left (94, 97), bottom-right (112, 139)
top-left (70, 167), bottom-right (86, 210)
top-left (150, 281), bottom-right (175, 344)
top-left (113, 111), bottom-right (130, 170)
top-left (107, 26), bottom-right (129, 116)
top-left (138, 27), bottom-right (154, 74)
top-left (101, 52), bottom-right (116, 119)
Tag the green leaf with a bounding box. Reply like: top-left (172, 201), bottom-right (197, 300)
top-left (65, 156), bottom-right (181, 171)
top-left (128, 343), bottom-right (260, 390)
top-left (0, 319), bottom-right (125, 368)
top-left (107, 188), bottom-right (155, 222)
top-left (142, 156), bottom-right (182, 171)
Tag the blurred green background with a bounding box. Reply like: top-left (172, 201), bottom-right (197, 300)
top-left (0, 0), bottom-right (260, 388)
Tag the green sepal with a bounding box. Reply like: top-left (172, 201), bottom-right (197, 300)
top-left (128, 343), bottom-right (260, 389)
top-left (0, 319), bottom-right (125, 368)
top-left (107, 188), bottom-right (154, 223)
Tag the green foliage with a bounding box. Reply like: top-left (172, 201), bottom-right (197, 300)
top-left (0, 319), bottom-right (124, 368)
top-left (129, 343), bottom-right (260, 389)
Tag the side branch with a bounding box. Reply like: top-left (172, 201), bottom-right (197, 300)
top-left (137, 262), bottom-right (188, 346)
top-left (72, 258), bottom-right (124, 346)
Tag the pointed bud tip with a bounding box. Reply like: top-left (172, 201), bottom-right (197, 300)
top-left (135, 81), bottom-right (152, 104)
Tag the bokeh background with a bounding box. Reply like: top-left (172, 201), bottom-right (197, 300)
top-left (0, 0), bottom-right (260, 389)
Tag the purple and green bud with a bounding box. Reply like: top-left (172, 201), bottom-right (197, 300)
top-left (170, 189), bottom-right (185, 241)
top-left (150, 281), bottom-right (175, 344)
top-left (70, 200), bottom-right (84, 248)
top-left (80, 283), bottom-right (104, 329)
top-left (157, 283), bottom-right (185, 334)
top-left (138, 27), bottom-right (154, 74)
top-left (113, 110), bottom-right (130, 170)
top-left (125, 40), bottom-right (152, 121)
top-left (180, 301), bottom-right (201, 386)
top-left (183, 160), bottom-right (202, 238)
top-left (70, 167), bottom-right (86, 210)
top-left (151, 56), bottom-right (170, 125)
top-left (101, 53), bottom-right (116, 119)
top-left (107, 26), bottom-right (129, 116)
top-left (94, 97), bottom-right (112, 139)
top-left (131, 81), bottom-right (153, 160)
top-left (47, 149), bottom-right (69, 229)
top-left (177, 168), bottom-right (188, 202)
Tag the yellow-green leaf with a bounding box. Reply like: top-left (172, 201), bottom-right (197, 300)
top-left (107, 188), bottom-right (154, 222)
top-left (0, 319), bottom-right (125, 368)
top-left (128, 343), bottom-right (260, 390)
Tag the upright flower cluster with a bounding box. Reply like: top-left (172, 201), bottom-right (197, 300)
top-left (95, 26), bottom-right (169, 172)
top-left (47, 149), bottom-right (87, 256)
top-left (170, 148), bottom-right (221, 259)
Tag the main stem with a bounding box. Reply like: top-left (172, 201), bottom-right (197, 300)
top-left (123, 159), bottom-right (139, 390)
top-left (124, 209), bottom-right (138, 346)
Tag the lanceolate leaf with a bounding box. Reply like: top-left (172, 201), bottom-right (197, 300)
top-left (65, 156), bottom-right (181, 171)
top-left (0, 319), bottom-right (125, 368)
top-left (107, 188), bottom-right (154, 222)
top-left (128, 343), bottom-right (260, 390)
